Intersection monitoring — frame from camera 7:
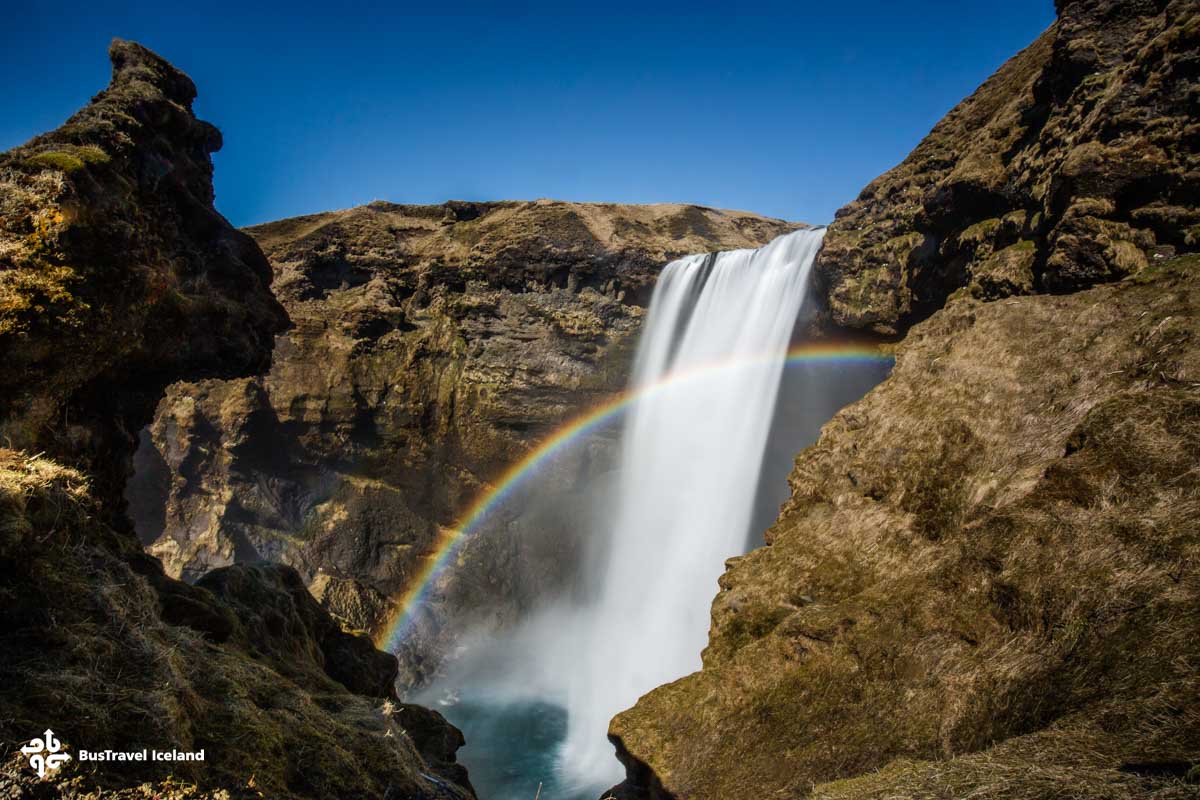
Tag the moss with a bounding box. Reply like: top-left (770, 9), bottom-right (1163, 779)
top-left (960, 217), bottom-right (1001, 245)
top-left (23, 144), bottom-right (112, 172)
top-left (717, 602), bottom-right (790, 654)
top-left (883, 232), bottom-right (924, 259)
top-left (969, 240), bottom-right (1037, 298)
top-left (1128, 251), bottom-right (1199, 285)
top-left (1107, 239), bottom-right (1149, 275)
top-left (76, 144), bottom-right (111, 165)
top-left (24, 150), bottom-right (87, 173)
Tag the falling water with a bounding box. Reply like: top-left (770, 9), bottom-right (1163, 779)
top-left (558, 227), bottom-right (827, 789)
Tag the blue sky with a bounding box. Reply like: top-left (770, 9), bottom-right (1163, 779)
top-left (1, 1), bottom-right (1054, 227)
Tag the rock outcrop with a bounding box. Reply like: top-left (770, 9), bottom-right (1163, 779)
top-left (815, 0), bottom-right (1198, 334)
top-left (127, 199), bottom-right (799, 678)
top-left (0, 41), bottom-right (471, 799)
top-left (0, 452), bottom-right (473, 799)
top-left (611, 1), bottom-right (1200, 797)
top-left (0, 40), bottom-right (286, 511)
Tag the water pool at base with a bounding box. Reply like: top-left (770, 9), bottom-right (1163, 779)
top-left (436, 695), bottom-right (597, 800)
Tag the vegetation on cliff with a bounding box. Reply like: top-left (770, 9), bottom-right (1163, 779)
top-left (0, 40), bottom-right (286, 508)
top-left (0, 451), bottom-right (471, 799)
top-left (0, 41), bottom-right (472, 799)
top-left (613, 254), bottom-right (1200, 799)
top-left (815, 0), bottom-right (1199, 334)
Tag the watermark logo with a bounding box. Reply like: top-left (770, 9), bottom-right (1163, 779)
top-left (21, 729), bottom-right (72, 778)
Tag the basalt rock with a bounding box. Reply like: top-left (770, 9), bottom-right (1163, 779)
top-left (128, 199), bottom-right (799, 679)
top-left (0, 42), bottom-right (471, 799)
top-left (814, 0), bottom-right (1199, 335)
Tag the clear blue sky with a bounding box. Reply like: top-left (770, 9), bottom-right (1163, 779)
top-left (1, 1), bottom-right (1055, 227)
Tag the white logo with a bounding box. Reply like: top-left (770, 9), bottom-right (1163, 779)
top-left (21, 729), bottom-right (72, 778)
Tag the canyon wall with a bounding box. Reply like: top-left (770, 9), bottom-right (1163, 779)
top-left (611, 1), bottom-right (1200, 797)
top-left (0, 41), bottom-right (473, 799)
top-left (128, 199), bottom-right (798, 680)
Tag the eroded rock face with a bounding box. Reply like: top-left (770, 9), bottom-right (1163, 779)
top-left (129, 200), bottom-right (799, 676)
top-left (0, 42), bottom-right (471, 799)
top-left (815, 0), bottom-right (1198, 335)
top-left (0, 40), bottom-right (287, 510)
top-left (611, 254), bottom-right (1200, 800)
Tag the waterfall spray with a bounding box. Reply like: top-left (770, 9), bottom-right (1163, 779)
top-left (558, 227), bottom-right (826, 788)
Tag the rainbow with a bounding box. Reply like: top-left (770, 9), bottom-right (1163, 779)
top-left (376, 342), bottom-right (894, 651)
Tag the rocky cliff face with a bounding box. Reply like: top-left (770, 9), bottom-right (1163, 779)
top-left (0, 42), bottom-right (472, 799)
top-left (0, 41), bottom-right (286, 511)
top-left (0, 454), bottom-right (473, 799)
top-left (127, 199), bottom-right (798, 679)
top-left (611, 1), bottom-right (1200, 797)
top-left (815, 0), bottom-right (1198, 334)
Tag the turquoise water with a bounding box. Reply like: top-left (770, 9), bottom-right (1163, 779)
top-left (437, 695), bottom-right (598, 800)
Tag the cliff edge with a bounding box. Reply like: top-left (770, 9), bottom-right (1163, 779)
top-left (815, 0), bottom-right (1198, 335)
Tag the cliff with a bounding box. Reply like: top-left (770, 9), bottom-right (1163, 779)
top-left (0, 40), bottom-right (286, 510)
top-left (611, 1), bottom-right (1200, 797)
top-left (815, 0), bottom-right (1198, 334)
top-left (0, 41), bottom-right (472, 799)
top-left (127, 199), bottom-right (799, 679)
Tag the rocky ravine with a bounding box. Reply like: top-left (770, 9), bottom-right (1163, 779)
top-left (612, 1), bottom-right (1200, 798)
top-left (0, 41), bottom-right (473, 799)
top-left (126, 198), bottom-right (799, 681)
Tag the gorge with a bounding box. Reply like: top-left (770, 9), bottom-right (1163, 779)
top-left (400, 229), bottom-right (893, 799)
top-left (2, 0), bottom-right (1198, 798)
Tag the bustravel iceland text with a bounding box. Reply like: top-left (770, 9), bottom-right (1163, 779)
top-left (78, 749), bottom-right (205, 762)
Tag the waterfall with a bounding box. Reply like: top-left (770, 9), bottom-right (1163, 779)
top-left (558, 227), bottom-right (826, 789)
